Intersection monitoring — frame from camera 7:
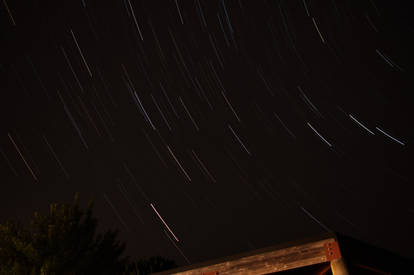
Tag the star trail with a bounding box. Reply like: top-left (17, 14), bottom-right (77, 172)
top-left (1, 0), bottom-right (413, 266)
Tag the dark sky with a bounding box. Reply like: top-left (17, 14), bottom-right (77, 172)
top-left (1, 0), bottom-right (413, 266)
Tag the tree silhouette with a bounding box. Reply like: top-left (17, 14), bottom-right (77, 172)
top-left (123, 256), bottom-right (177, 274)
top-left (0, 193), bottom-right (127, 274)
top-left (0, 193), bottom-right (177, 274)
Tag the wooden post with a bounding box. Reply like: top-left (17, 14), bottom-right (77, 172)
top-left (330, 258), bottom-right (350, 275)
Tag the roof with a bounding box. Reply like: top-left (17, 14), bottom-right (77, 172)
top-left (152, 232), bottom-right (413, 275)
top-left (152, 233), bottom-right (337, 274)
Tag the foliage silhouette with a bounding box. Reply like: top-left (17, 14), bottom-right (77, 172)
top-left (0, 193), bottom-right (175, 274)
top-left (122, 256), bottom-right (177, 274)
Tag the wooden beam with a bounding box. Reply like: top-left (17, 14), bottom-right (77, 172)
top-left (330, 258), bottom-right (350, 275)
top-left (153, 236), bottom-right (338, 275)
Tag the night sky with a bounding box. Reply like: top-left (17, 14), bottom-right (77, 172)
top-left (1, 0), bottom-right (413, 266)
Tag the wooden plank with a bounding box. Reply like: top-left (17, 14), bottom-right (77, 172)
top-left (330, 258), bottom-right (350, 275)
top-left (153, 236), bottom-right (337, 275)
